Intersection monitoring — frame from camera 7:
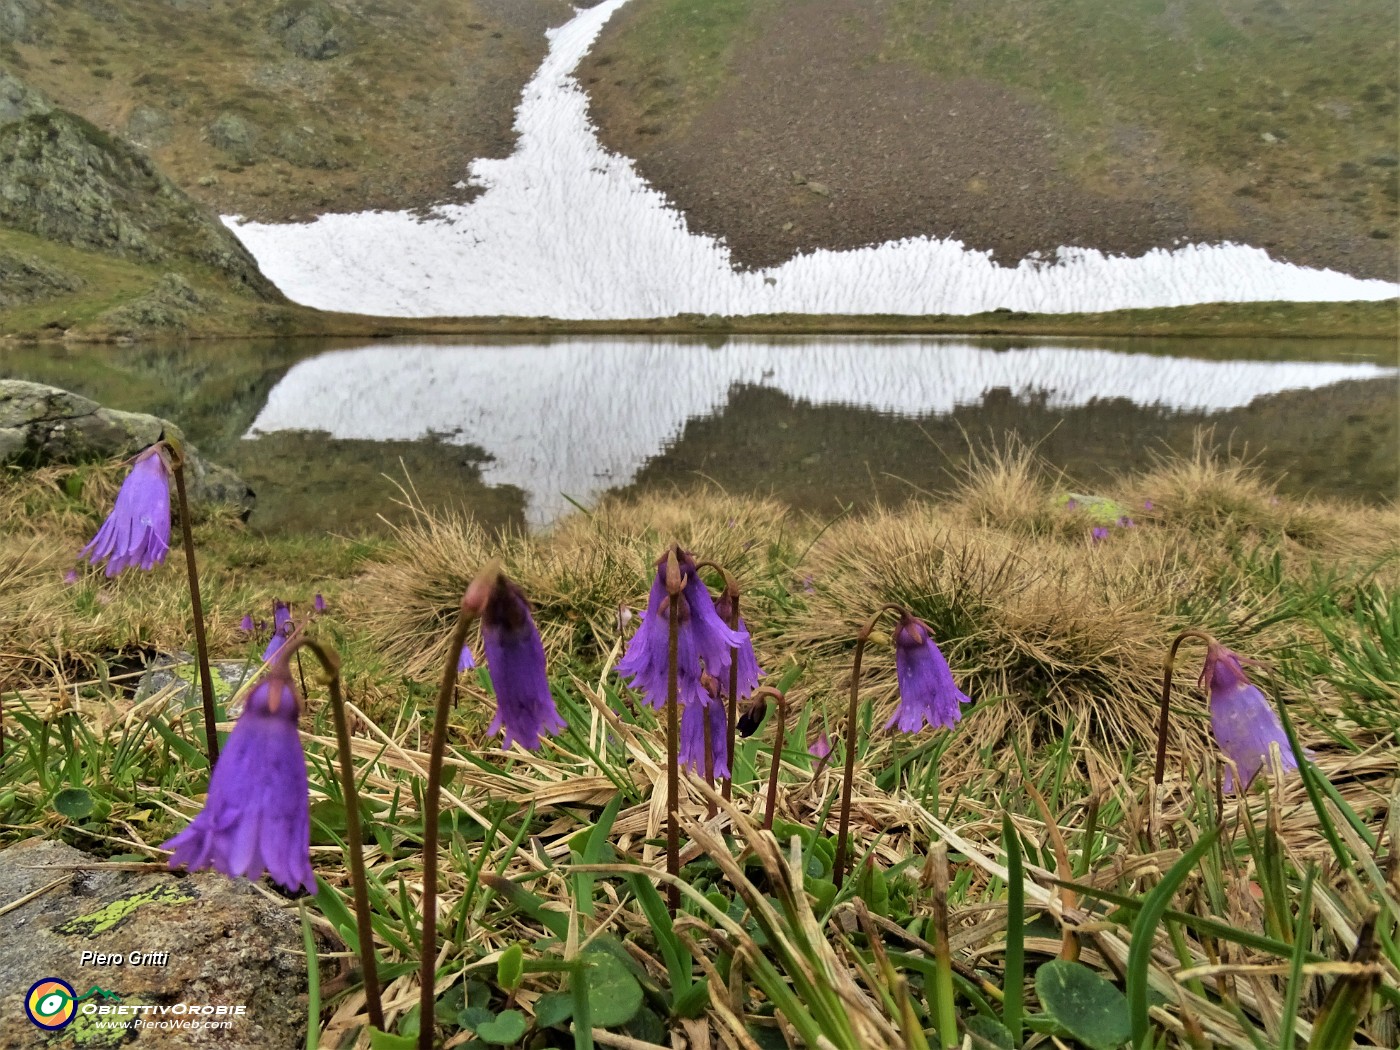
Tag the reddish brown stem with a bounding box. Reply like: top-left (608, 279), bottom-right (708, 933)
top-left (419, 601), bottom-right (477, 1049)
top-left (834, 603), bottom-right (907, 888)
top-left (756, 687), bottom-right (788, 830)
top-left (170, 453), bottom-right (219, 768)
top-left (293, 638), bottom-right (384, 1033)
top-left (1154, 629), bottom-right (1217, 786)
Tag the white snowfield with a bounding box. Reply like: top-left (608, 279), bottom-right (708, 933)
top-left (224, 0), bottom-right (1398, 318)
top-left (246, 338), bottom-right (1398, 525)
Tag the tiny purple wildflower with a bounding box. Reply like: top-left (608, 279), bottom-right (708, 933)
top-left (262, 600), bottom-right (294, 661)
top-left (80, 445), bottom-right (171, 577)
top-left (809, 731), bottom-right (831, 759)
top-left (63, 569), bottom-right (79, 585)
top-left (713, 591), bottom-right (763, 700)
top-left (801, 574), bottom-right (815, 595)
top-left (313, 593), bottom-right (326, 613)
top-left (239, 614), bottom-right (255, 634)
top-left (162, 648), bottom-right (314, 894)
top-left (616, 549), bottom-right (747, 710)
top-left (457, 645), bottom-right (476, 673)
top-left (1091, 526), bottom-right (1110, 543)
top-left (1143, 499), bottom-right (1154, 511)
top-left (1065, 497), bottom-right (1079, 511)
top-left (1200, 642), bottom-right (1301, 792)
top-left (1118, 516), bottom-right (1136, 528)
top-left (469, 573), bottom-right (565, 751)
top-left (679, 695), bottom-right (730, 779)
top-left (885, 614), bottom-right (971, 733)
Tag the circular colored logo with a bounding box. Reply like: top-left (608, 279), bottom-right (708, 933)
top-left (25, 978), bottom-right (77, 1030)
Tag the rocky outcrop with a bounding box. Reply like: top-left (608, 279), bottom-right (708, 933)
top-left (0, 0), bottom-right (49, 45)
top-left (268, 0), bottom-right (352, 61)
top-left (0, 837), bottom-right (326, 1049)
top-left (0, 379), bottom-right (255, 515)
top-left (0, 247), bottom-right (82, 308)
top-left (0, 68), bottom-right (51, 125)
top-left (0, 96), bottom-right (280, 300)
top-left (96, 273), bottom-right (205, 333)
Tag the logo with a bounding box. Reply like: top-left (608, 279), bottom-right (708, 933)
top-left (24, 979), bottom-right (121, 1030)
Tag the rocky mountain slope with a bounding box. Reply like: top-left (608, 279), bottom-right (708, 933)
top-left (0, 0), bottom-right (572, 222)
top-left (581, 0), bottom-right (1398, 280)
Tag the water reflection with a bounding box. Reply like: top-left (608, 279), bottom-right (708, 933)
top-left (247, 336), bottom-right (1397, 524)
top-left (4, 335), bottom-right (1393, 533)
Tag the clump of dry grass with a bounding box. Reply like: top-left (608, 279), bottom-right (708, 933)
top-left (351, 483), bottom-right (795, 679)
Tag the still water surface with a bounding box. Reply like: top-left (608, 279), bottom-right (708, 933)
top-left (4, 335), bottom-right (1395, 533)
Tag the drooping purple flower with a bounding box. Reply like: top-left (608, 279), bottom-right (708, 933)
top-left (679, 695), bottom-right (730, 779)
top-left (239, 614), bottom-right (255, 634)
top-left (808, 731), bottom-right (831, 759)
top-left (1143, 499), bottom-right (1154, 511)
top-left (1118, 516), bottom-right (1136, 528)
top-left (1065, 498), bottom-right (1079, 511)
top-left (457, 644), bottom-right (476, 673)
top-left (616, 549), bottom-right (747, 710)
top-left (79, 445), bottom-right (171, 577)
top-left (1200, 642), bottom-right (1300, 793)
top-left (261, 600), bottom-right (294, 661)
top-left (313, 593), bottom-right (326, 614)
top-left (885, 614), bottom-right (971, 733)
top-left (63, 569), bottom-right (79, 585)
top-left (471, 573), bottom-right (564, 751)
top-left (713, 590), bottom-right (763, 700)
top-left (161, 649), bottom-right (314, 894)
top-left (1091, 526), bottom-right (1110, 543)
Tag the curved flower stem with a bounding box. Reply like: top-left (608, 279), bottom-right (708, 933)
top-left (696, 561), bottom-right (741, 803)
top-left (291, 637), bottom-right (384, 1034)
top-left (834, 603), bottom-right (908, 888)
top-left (1154, 629), bottom-right (1217, 786)
top-left (664, 547), bottom-right (683, 916)
top-left (168, 448), bottom-right (219, 768)
top-left (754, 686), bottom-right (788, 830)
top-left (418, 599), bottom-right (478, 1050)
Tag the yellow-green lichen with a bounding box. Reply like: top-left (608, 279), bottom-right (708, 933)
top-left (56, 883), bottom-right (195, 938)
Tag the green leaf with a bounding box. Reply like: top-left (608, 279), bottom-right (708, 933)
top-left (474, 1010), bottom-right (527, 1045)
top-left (457, 1006), bottom-right (494, 1032)
top-left (965, 1015), bottom-right (1015, 1049)
top-left (498, 944), bottom-right (524, 991)
top-left (672, 977), bottom-right (710, 1019)
top-left (534, 990), bottom-right (573, 1029)
top-left (368, 1029), bottom-right (416, 1050)
top-left (54, 787), bottom-right (94, 820)
top-left (582, 951), bottom-right (644, 1028)
top-left (1036, 961), bottom-right (1130, 1050)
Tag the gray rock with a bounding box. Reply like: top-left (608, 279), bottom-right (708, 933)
top-left (0, 247), bottom-right (83, 308)
top-left (0, 379), bottom-right (255, 516)
top-left (97, 273), bottom-right (205, 333)
top-left (268, 1), bottom-right (351, 61)
top-left (0, 837), bottom-right (326, 1049)
top-left (124, 105), bottom-right (173, 149)
top-left (0, 67), bottom-right (52, 126)
top-left (206, 112), bottom-right (256, 164)
top-left (0, 0), bottom-right (49, 45)
top-left (133, 653), bottom-right (258, 714)
top-left (0, 107), bottom-right (280, 300)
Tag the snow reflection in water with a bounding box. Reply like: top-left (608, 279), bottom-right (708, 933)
top-left (246, 338), bottom-right (1397, 525)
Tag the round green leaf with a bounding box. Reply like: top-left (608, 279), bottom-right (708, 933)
top-left (1035, 960), bottom-right (1131, 1050)
top-left (964, 1015), bottom-right (1015, 1049)
top-left (582, 952), bottom-right (644, 1028)
top-left (54, 788), bottom-right (93, 820)
top-left (474, 1009), bottom-right (527, 1045)
top-left (497, 943), bottom-right (524, 991)
top-left (533, 991), bottom-right (573, 1029)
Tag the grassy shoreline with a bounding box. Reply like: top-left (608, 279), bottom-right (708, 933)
top-left (4, 294), bottom-right (1398, 344)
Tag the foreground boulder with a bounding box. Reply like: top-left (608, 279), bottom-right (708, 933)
top-left (0, 837), bottom-right (325, 1048)
top-left (0, 380), bottom-right (254, 515)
